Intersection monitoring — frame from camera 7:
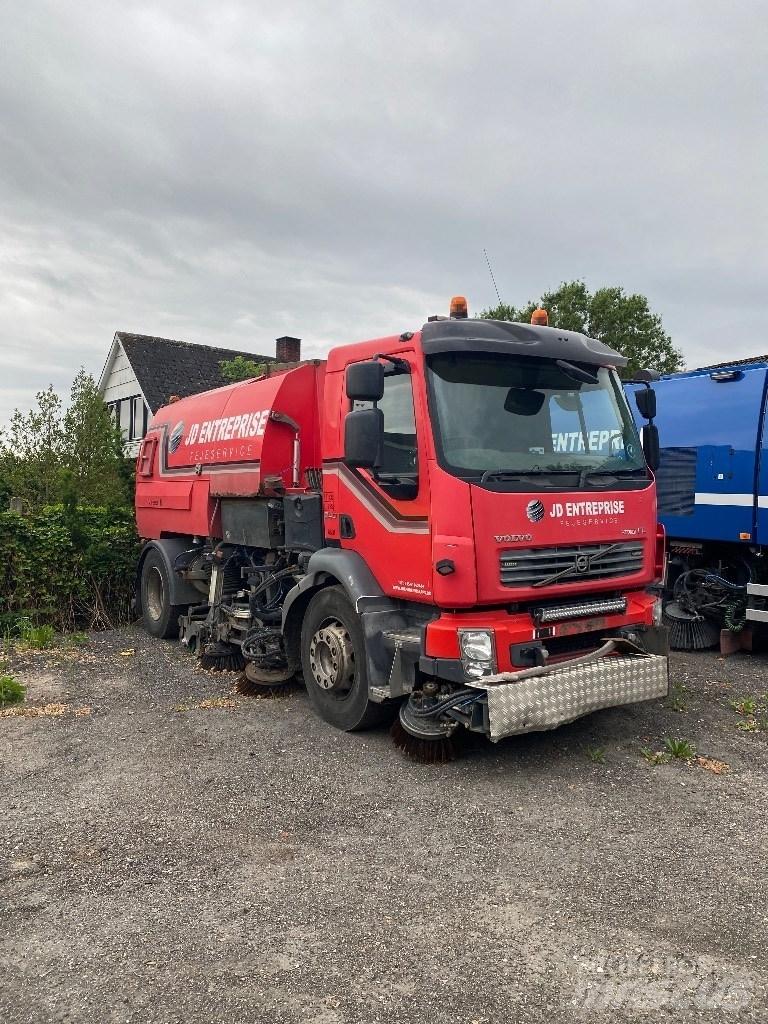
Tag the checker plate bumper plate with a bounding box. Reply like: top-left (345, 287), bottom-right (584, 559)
top-left (467, 654), bottom-right (669, 742)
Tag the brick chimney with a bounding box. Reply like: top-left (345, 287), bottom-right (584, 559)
top-left (276, 336), bottom-right (301, 363)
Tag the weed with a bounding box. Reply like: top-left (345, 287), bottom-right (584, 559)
top-left (0, 674), bottom-right (25, 707)
top-left (640, 746), bottom-right (672, 766)
top-left (730, 698), bottom-right (757, 717)
top-left (664, 685), bottom-right (688, 712)
top-left (729, 694), bottom-right (768, 733)
top-left (736, 717), bottom-right (768, 733)
top-left (736, 719), bottom-right (758, 732)
top-left (663, 737), bottom-right (696, 760)
top-left (585, 745), bottom-right (606, 765)
top-left (62, 632), bottom-right (89, 648)
top-left (17, 620), bottom-right (56, 650)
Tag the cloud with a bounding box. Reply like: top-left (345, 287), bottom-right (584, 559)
top-left (1, 0), bottom-right (766, 420)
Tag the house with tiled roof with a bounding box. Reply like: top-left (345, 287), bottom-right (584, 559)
top-left (98, 332), bottom-right (300, 456)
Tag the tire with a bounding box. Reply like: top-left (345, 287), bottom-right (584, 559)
top-left (300, 586), bottom-right (387, 731)
top-left (140, 548), bottom-right (185, 639)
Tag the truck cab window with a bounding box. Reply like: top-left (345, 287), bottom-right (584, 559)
top-left (354, 370), bottom-right (418, 497)
top-left (427, 353), bottom-right (644, 482)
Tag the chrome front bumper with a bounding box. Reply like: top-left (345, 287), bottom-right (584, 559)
top-left (466, 645), bottom-right (669, 742)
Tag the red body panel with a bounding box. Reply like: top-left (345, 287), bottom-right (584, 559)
top-left (425, 590), bottom-right (658, 668)
top-left (322, 340), bottom-right (434, 602)
top-left (136, 363), bottom-right (324, 539)
top-left (468, 483), bottom-right (656, 604)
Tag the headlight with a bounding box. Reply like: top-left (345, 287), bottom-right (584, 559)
top-left (459, 630), bottom-right (494, 662)
top-left (458, 629), bottom-right (496, 679)
top-left (464, 659), bottom-right (493, 680)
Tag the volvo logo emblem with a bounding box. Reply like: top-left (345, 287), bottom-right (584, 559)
top-left (575, 553), bottom-right (590, 573)
top-left (168, 421), bottom-right (185, 454)
top-left (526, 499), bottom-right (545, 523)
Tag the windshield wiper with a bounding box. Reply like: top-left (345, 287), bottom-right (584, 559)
top-left (479, 468), bottom-right (564, 484)
top-left (556, 359), bottom-right (598, 384)
top-left (578, 466), bottom-right (647, 488)
top-left (578, 467), bottom-right (617, 489)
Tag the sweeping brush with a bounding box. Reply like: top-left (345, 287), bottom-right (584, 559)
top-left (235, 665), bottom-right (297, 699)
top-left (198, 643), bottom-right (246, 673)
top-left (390, 715), bottom-right (462, 764)
top-left (663, 601), bottom-right (721, 651)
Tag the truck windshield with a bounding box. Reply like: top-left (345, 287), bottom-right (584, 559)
top-left (426, 353), bottom-right (646, 482)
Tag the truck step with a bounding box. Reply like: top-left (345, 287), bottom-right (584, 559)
top-left (381, 628), bottom-right (422, 650)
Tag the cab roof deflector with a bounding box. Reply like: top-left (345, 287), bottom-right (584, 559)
top-left (420, 318), bottom-right (627, 368)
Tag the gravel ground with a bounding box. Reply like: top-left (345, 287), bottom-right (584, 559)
top-left (2, 625), bottom-right (768, 1023)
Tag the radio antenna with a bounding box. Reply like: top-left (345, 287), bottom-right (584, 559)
top-left (483, 248), bottom-right (502, 305)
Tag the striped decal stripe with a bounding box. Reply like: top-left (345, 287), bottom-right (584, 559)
top-left (695, 492), bottom-right (768, 508)
top-left (324, 463), bottom-right (429, 535)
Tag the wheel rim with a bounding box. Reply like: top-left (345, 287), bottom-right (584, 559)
top-left (146, 566), bottom-right (165, 622)
top-left (308, 618), bottom-right (355, 696)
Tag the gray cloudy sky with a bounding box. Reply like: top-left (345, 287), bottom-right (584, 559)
top-left (1, 0), bottom-right (766, 421)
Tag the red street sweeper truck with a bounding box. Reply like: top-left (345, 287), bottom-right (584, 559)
top-left (134, 299), bottom-right (669, 760)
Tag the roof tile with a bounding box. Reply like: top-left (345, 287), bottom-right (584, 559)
top-left (116, 333), bottom-right (273, 412)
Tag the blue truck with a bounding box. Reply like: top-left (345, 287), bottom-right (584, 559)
top-left (627, 356), bottom-right (768, 649)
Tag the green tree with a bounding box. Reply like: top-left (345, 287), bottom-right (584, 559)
top-left (62, 369), bottom-right (129, 507)
top-left (0, 371), bottom-right (130, 508)
top-left (219, 356), bottom-right (267, 383)
top-left (480, 280), bottom-right (683, 376)
top-left (0, 386), bottom-right (65, 505)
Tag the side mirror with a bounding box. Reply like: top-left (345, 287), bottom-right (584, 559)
top-left (635, 387), bottom-right (657, 420)
top-left (344, 408), bottom-right (383, 469)
top-left (643, 423), bottom-right (660, 471)
top-left (346, 361), bottom-right (384, 402)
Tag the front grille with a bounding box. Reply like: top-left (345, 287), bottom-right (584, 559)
top-left (499, 541), bottom-right (644, 588)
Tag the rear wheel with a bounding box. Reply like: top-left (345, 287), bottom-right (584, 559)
top-left (300, 586), bottom-right (387, 731)
top-left (140, 549), bottom-right (184, 639)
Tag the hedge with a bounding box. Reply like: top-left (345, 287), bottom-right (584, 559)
top-left (0, 505), bottom-right (140, 631)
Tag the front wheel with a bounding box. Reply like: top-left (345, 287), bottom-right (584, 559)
top-left (300, 586), bottom-right (387, 731)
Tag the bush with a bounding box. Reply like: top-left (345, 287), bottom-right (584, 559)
top-left (0, 505), bottom-right (139, 631)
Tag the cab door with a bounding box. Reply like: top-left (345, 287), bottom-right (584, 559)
top-left (334, 357), bottom-right (434, 603)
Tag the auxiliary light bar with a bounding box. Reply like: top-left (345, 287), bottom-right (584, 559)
top-left (533, 597), bottom-right (628, 625)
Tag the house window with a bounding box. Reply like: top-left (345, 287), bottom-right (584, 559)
top-left (128, 396), bottom-right (146, 441)
top-left (119, 400), bottom-right (132, 438)
top-left (105, 396), bottom-right (146, 442)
